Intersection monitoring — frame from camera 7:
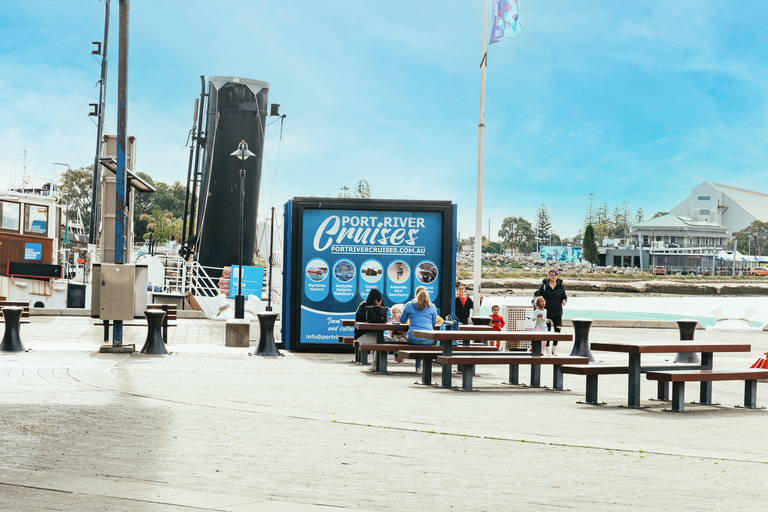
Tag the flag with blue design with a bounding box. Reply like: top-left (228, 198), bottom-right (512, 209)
top-left (489, 0), bottom-right (523, 45)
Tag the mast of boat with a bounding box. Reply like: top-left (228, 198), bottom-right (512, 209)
top-left (267, 206), bottom-right (275, 311)
top-left (88, 0), bottom-right (110, 245)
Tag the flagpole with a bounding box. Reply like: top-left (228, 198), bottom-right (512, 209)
top-left (473, 0), bottom-right (489, 312)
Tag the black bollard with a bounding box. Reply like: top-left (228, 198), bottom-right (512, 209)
top-left (673, 319), bottom-right (701, 363)
top-left (569, 318), bottom-right (596, 362)
top-left (0, 307), bottom-right (25, 352)
top-left (140, 310), bottom-right (168, 355)
top-left (254, 312), bottom-right (283, 356)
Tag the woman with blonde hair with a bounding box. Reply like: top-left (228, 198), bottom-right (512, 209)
top-left (399, 287), bottom-right (437, 374)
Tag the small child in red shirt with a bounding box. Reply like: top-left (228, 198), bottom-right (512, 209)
top-left (489, 305), bottom-right (505, 349)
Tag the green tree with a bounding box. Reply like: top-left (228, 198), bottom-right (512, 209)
top-left (535, 204), bottom-right (552, 249)
top-left (140, 206), bottom-right (182, 244)
top-left (133, 173), bottom-right (186, 240)
top-left (652, 211), bottom-right (669, 219)
top-left (58, 165), bottom-right (94, 236)
top-left (482, 241), bottom-right (501, 254)
top-left (339, 180), bottom-right (372, 198)
top-left (584, 193), bottom-right (596, 227)
top-left (582, 224), bottom-right (599, 265)
top-left (498, 216), bottom-right (534, 254)
top-left (635, 208), bottom-right (644, 223)
top-left (733, 221), bottom-right (768, 256)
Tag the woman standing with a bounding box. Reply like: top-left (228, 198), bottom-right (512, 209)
top-left (455, 282), bottom-right (482, 325)
top-left (533, 268), bottom-right (567, 355)
top-left (399, 287), bottom-right (437, 375)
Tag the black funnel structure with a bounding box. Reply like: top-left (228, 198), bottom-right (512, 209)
top-left (195, 77), bottom-right (269, 278)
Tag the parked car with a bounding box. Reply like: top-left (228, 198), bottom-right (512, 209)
top-left (748, 267), bottom-right (768, 276)
top-left (654, 266), bottom-right (667, 275)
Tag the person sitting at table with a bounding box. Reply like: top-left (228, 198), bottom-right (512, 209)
top-left (399, 287), bottom-right (437, 375)
top-left (355, 288), bottom-right (391, 371)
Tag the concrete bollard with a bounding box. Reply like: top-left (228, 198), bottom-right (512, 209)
top-left (225, 319), bottom-right (251, 347)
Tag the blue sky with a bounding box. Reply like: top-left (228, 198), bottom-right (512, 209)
top-left (1, 1), bottom-right (767, 241)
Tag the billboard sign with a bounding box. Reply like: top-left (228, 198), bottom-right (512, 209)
top-left (283, 199), bottom-right (456, 351)
top-left (540, 246), bottom-right (582, 263)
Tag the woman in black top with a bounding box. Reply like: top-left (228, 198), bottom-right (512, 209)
top-left (354, 288), bottom-right (389, 340)
top-left (455, 282), bottom-right (482, 325)
top-left (533, 268), bottom-right (567, 355)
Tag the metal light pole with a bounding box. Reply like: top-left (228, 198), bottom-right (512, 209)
top-left (266, 206), bottom-right (275, 312)
top-left (231, 141), bottom-right (255, 319)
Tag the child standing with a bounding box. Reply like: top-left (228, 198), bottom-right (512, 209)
top-left (489, 305), bottom-right (505, 349)
top-left (532, 296), bottom-right (549, 355)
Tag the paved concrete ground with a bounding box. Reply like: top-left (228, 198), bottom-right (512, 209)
top-left (2, 317), bottom-right (768, 511)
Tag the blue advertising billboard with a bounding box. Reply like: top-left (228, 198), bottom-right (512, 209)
top-left (283, 199), bottom-right (456, 351)
top-left (540, 246), bottom-right (582, 263)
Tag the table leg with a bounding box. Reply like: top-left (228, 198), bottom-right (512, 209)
top-left (552, 365), bottom-right (564, 390)
top-left (671, 382), bottom-right (686, 412)
top-left (377, 350), bottom-right (388, 374)
top-left (699, 352), bottom-right (713, 403)
top-left (657, 381), bottom-right (669, 400)
top-left (744, 380), bottom-right (758, 408)
top-left (530, 364), bottom-right (541, 388)
top-left (461, 365), bottom-right (475, 391)
top-left (508, 365), bottom-right (519, 385)
top-left (441, 341), bottom-right (452, 388)
top-left (585, 375), bottom-right (599, 404)
top-left (422, 360), bottom-right (432, 385)
top-left (627, 353), bottom-right (642, 407)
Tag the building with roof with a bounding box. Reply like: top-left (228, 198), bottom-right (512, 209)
top-left (670, 182), bottom-right (768, 234)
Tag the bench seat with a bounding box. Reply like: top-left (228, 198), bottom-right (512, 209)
top-left (435, 355), bottom-right (589, 391)
top-left (646, 369), bottom-right (768, 411)
top-left (561, 365), bottom-right (630, 404)
top-left (398, 347), bottom-right (499, 385)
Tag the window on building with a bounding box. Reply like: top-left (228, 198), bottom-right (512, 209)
top-left (699, 209), bottom-right (710, 215)
top-left (698, 196), bottom-right (711, 201)
top-left (0, 201), bottom-right (20, 231)
top-left (24, 204), bottom-right (48, 236)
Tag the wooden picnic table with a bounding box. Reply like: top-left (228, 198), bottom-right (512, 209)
top-left (413, 330), bottom-right (573, 388)
top-left (355, 322), bottom-right (410, 371)
top-left (589, 341), bottom-right (752, 408)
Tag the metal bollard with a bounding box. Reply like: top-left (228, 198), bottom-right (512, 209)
top-left (569, 318), bottom-right (596, 362)
top-left (0, 307), bottom-right (25, 352)
top-left (673, 319), bottom-right (700, 364)
top-left (140, 310), bottom-right (168, 355)
top-left (254, 312), bottom-right (283, 356)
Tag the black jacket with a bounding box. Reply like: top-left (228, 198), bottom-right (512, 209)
top-left (533, 278), bottom-right (567, 317)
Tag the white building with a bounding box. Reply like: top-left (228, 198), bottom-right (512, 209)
top-left (670, 182), bottom-right (768, 234)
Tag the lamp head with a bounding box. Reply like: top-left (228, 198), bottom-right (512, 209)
top-left (231, 140), bottom-right (256, 160)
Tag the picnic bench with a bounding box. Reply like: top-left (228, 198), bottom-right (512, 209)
top-left (0, 301), bottom-right (30, 325)
top-left (561, 365), bottom-right (631, 404)
top-left (97, 304), bottom-right (178, 342)
top-left (359, 342), bottom-right (498, 376)
top-left (645, 369), bottom-right (768, 412)
top-left (398, 346), bottom-right (500, 385)
top-left (435, 354), bottom-right (589, 391)
top-left (413, 329), bottom-right (573, 388)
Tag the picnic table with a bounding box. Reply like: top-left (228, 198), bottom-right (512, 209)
top-left (589, 340), bottom-right (752, 408)
top-left (412, 330), bottom-right (573, 389)
top-left (355, 322), bottom-right (410, 372)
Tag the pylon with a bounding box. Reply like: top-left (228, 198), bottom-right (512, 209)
top-left (750, 352), bottom-right (768, 369)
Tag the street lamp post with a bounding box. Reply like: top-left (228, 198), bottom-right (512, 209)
top-left (231, 140), bottom-right (255, 319)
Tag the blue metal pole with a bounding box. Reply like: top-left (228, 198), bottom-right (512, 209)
top-left (113, 0), bottom-right (129, 346)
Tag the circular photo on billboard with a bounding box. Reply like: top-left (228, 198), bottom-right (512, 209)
top-left (333, 259), bottom-right (356, 282)
top-left (306, 258), bottom-right (329, 282)
top-left (415, 261), bottom-right (438, 284)
top-left (387, 260), bottom-right (410, 284)
top-left (360, 260), bottom-right (383, 283)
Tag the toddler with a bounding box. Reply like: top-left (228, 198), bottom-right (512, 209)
top-left (532, 296), bottom-right (549, 355)
top-left (489, 305), bottom-right (505, 349)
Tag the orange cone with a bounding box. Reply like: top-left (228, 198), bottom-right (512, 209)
top-left (750, 352), bottom-right (768, 368)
